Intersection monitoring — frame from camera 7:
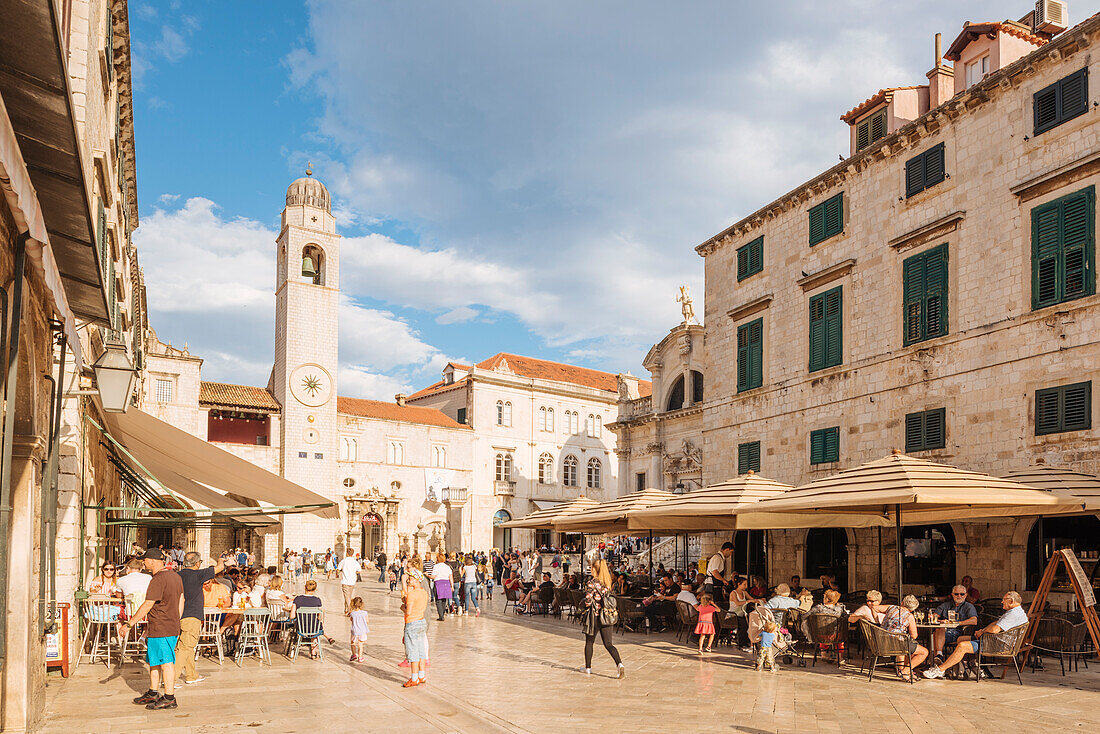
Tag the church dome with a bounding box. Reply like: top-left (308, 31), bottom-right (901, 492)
top-left (285, 168), bottom-right (331, 212)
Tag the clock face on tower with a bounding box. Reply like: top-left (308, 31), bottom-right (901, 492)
top-left (289, 363), bottom-right (334, 407)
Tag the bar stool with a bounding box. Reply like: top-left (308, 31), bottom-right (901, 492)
top-left (234, 608), bottom-right (271, 666)
top-left (77, 598), bottom-right (121, 668)
top-left (195, 609), bottom-right (225, 665)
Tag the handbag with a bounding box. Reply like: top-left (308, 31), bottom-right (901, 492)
top-left (599, 594), bottom-right (619, 627)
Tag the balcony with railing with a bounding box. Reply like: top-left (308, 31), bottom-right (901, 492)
top-left (619, 395), bottom-right (652, 421)
top-left (441, 487), bottom-right (467, 504)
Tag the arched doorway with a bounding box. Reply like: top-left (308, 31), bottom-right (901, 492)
top-left (493, 509), bottom-right (512, 550)
top-left (1026, 515), bottom-right (1100, 590)
top-left (733, 530), bottom-right (767, 583)
top-left (901, 523), bottom-right (955, 593)
top-left (361, 512), bottom-right (384, 558)
top-left (805, 528), bottom-right (848, 592)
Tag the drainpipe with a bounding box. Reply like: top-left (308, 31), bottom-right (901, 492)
top-left (39, 373), bottom-right (54, 633)
top-left (42, 330), bottom-right (66, 633)
top-left (0, 233), bottom-right (28, 670)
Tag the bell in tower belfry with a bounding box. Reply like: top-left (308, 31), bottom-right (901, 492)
top-left (301, 253), bottom-right (318, 280)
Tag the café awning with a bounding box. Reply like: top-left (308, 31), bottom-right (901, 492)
top-left (1002, 464), bottom-right (1100, 511)
top-left (552, 488), bottom-right (675, 535)
top-left (103, 408), bottom-right (338, 519)
top-left (626, 472), bottom-right (866, 532)
top-left (500, 496), bottom-right (599, 529)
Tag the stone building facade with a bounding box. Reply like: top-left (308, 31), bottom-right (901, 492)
top-left (694, 10), bottom-right (1100, 597)
top-left (408, 355), bottom-right (650, 549)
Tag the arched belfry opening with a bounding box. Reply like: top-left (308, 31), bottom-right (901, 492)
top-left (301, 244), bottom-right (325, 286)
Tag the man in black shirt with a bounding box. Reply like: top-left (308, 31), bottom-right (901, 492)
top-left (175, 552), bottom-right (223, 684)
top-left (376, 551), bottom-right (388, 583)
top-left (644, 573), bottom-right (681, 631)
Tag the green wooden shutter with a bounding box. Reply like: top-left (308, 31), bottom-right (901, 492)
top-left (923, 143), bottom-right (945, 189)
top-left (856, 120), bottom-right (870, 151)
top-left (824, 287), bottom-right (842, 368)
top-left (904, 411), bottom-right (924, 452)
top-left (923, 245), bottom-right (948, 339)
top-left (738, 441), bottom-right (760, 474)
top-left (1033, 202), bottom-right (1062, 307)
top-left (737, 324), bottom-right (750, 391)
top-left (737, 318), bottom-right (763, 392)
top-left (96, 196), bottom-right (106, 273)
top-left (808, 293), bottom-right (826, 371)
top-left (1063, 382), bottom-right (1092, 432)
top-left (824, 194), bottom-right (844, 239)
top-left (870, 110), bottom-right (886, 143)
top-left (810, 430), bottom-right (824, 464)
top-left (1032, 187), bottom-right (1095, 309)
top-left (902, 253), bottom-right (925, 343)
top-left (1035, 388), bottom-right (1061, 435)
top-left (1061, 189), bottom-right (1093, 300)
top-left (905, 154), bottom-right (925, 198)
top-left (809, 205), bottom-right (825, 245)
top-left (1034, 83), bottom-right (1059, 133)
top-left (823, 427), bottom-right (839, 462)
top-left (1059, 68), bottom-right (1089, 123)
top-left (737, 236), bottom-right (763, 281)
top-left (924, 408), bottom-right (946, 449)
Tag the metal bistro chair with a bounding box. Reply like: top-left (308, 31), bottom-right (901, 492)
top-left (975, 624), bottom-right (1028, 685)
top-left (569, 590), bottom-right (587, 624)
top-left (195, 609), bottom-right (225, 665)
top-left (859, 619), bottom-right (915, 684)
top-left (801, 613), bottom-right (846, 667)
top-left (289, 608), bottom-right (325, 662)
top-left (235, 608), bottom-right (271, 666)
top-left (529, 585), bottom-right (555, 616)
top-left (267, 600), bottom-right (292, 643)
top-left (615, 596), bottom-right (647, 634)
top-left (120, 594), bottom-right (147, 662)
top-left (675, 599), bottom-right (698, 643)
top-left (77, 598), bottom-right (122, 668)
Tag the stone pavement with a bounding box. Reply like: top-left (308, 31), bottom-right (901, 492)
top-left (44, 578), bottom-right (1100, 733)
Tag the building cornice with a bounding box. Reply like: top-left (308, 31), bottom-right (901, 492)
top-left (1010, 147), bottom-right (1100, 202)
top-left (889, 211), bottom-right (966, 252)
top-left (695, 15), bottom-right (1100, 258)
top-left (726, 294), bottom-right (773, 323)
top-left (797, 259), bottom-right (856, 292)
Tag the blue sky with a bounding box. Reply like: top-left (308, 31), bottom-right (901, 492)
top-left (130, 0), bottom-right (1100, 398)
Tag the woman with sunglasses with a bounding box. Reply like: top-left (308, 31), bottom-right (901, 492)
top-left (86, 562), bottom-right (121, 596)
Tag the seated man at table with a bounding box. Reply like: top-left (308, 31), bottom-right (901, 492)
top-left (870, 594), bottom-right (928, 679)
top-left (676, 581), bottom-right (699, 607)
top-left (202, 577), bottom-right (230, 609)
top-left (923, 591), bottom-right (1027, 679)
top-left (848, 589), bottom-right (886, 625)
top-left (519, 572), bottom-right (555, 613)
top-left (644, 573), bottom-right (681, 631)
top-left (766, 584), bottom-right (800, 611)
top-left (502, 571), bottom-right (524, 596)
top-left (929, 585), bottom-right (978, 664)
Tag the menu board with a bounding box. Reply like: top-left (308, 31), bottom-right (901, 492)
top-left (1060, 549), bottom-right (1097, 608)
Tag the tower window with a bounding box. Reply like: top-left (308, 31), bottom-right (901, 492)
top-left (301, 245), bottom-right (325, 286)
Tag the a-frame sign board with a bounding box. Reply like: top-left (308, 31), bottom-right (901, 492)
top-left (1022, 548), bottom-right (1100, 667)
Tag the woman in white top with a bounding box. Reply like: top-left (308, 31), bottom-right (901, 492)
top-left (461, 556), bottom-right (480, 617)
top-left (431, 554), bottom-right (454, 620)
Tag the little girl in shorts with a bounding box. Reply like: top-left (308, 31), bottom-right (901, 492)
top-left (756, 619), bottom-right (779, 672)
top-left (349, 596), bottom-right (369, 662)
top-left (694, 594), bottom-right (721, 653)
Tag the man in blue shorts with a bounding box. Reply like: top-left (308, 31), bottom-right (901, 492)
top-left (930, 584), bottom-right (978, 665)
top-left (923, 591), bottom-right (1027, 679)
top-left (119, 548), bottom-right (184, 709)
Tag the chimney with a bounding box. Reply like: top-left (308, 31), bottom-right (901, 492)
top-left (395, 393), bottom-right (407, 407)
top-left (926, 32), bottom-right (955, 109)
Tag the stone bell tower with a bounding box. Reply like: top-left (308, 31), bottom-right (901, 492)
top-left (274, 166), bottom-right (341, 551)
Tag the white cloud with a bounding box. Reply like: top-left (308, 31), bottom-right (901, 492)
top-left (435, 306), bottom-right (478, 325)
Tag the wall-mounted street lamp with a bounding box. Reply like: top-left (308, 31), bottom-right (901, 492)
top-left (91, 342), bottom-right (138, 413)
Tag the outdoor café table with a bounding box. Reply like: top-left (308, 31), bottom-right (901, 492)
top-left (915, 621), bottom-right (960, 649)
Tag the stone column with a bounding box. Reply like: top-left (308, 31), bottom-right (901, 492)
top-left (845, 542), bottom-right (860, 593)
top-left (954, 542), bottom-right (971, 582)
top-left (649, 452), bottom-right (662, 492)
top-left (2, 437), bottom-right (47, 733)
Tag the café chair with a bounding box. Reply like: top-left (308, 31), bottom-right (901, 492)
top-left (195, 610), bottom-right (225, 665)
top-left (267, 600), bottom-right (292, 643)
top-left (802, 613), bottom-right (846, 667)
top-left (975, 624), bottom-right (1028, 685)
top-left (674, 600), bottom-right (698, 643)
top-left (235, 608), bottom-right (271, 666)
top-left (77, 598), bottom-right (122, 669)
top-left (858, 619), bottom-right (915, 683)
top-left (615, 597), bottom-right (647, 634)
top-left (289, 608), bottom-right (325, 662)
top-left (504, 586), bottom-right (523, 615)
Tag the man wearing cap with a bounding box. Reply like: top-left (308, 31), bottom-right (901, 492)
top-left (119, 549), bottom-right (184, 710)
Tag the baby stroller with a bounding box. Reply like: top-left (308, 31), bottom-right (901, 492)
top-left (746, 603), bottom-right (796, 665)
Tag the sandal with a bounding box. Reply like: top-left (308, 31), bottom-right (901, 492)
top-left (402, 679), bottom-right (420, 688)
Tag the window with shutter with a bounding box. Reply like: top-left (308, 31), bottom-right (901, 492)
top-left (1034, 68), bottom-right (1089, 135)
top-left (737, 318), bottom-right (763, 392)
top-left (904, 408), bottom-right (946, 452)
top-left (905, 143), bottom-right (946, 198)
top-left (736, 236), bottom-right (764, 281)
top-left (738, 441), bottom-right (761, 474)
top-left (855, 108), bottom-right (887, 152)
top-left (1031, 186), bottom-right (1095, 310)
top-left (1035, 382), bottom-right (1091, 435)
top-left (810, 427), bottom-right (840, 465)
top-left (809, 193), bottom-right (844, 246)
top-left (903, 244), bottom-right (948, 345)
top-left (809, 287), bottom-right (843, 372)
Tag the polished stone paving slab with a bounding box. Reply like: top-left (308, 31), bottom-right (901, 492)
top-left (43, 578), bottom-right (1100, 733)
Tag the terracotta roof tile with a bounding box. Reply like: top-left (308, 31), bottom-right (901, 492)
top-left (840, 86), bottom-right (925, 123)
top-left (944, 21), bottom-right (1046, 62)
top-left (408, 375), bottom-right (468, 400)
top-left (337, 396), bottom-right (470, 429)
top-left (475, 353), bottom-right (653, 396)
top-left (199, 382), bottom-right (281, 412)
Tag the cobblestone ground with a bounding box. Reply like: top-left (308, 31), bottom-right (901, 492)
top-left (44, 577), bottom-right (1100, 733)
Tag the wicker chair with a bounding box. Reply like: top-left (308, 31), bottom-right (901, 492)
top-left (802, 612), bottom-right (846, 667)
top-left (551, 588), bottom-right (568, 618)
top-left (858, 619), bottom-right (915, 683)
top-left (675, 600), bottom-right (698, 643)
top-left (975, 624), bottom-right (1028, 685)
top-left (569, 590), bottom-right (586, 624)
top-left (504, 586), bottom-right (523, 614)
top-left (615, 596), bottom-right (647, 634)
top-left (531, 585), bottom-right (555, 616)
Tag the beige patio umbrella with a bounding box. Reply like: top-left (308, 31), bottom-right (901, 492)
top-left (738, 451), bottom-right (1091, 600)
top-left (626, 473), bottom-right (794, 532)
top-left (498, 495), bottom-right (600, 529)
top-left (1001, 463), bottom-right (1100, 507)
top-left (553, 488), bottom-right (676, 580)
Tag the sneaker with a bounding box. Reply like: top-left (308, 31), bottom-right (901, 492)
top-left (617, 665), bottom-right (625, 680)
top-left (132, 690), bottom-right (159, 705)
top-left (146, 695), bottom-right (178, 710)
top-left (174, 681), bottom-right (182, 690)
top-left (476, 609), bottom-right (480, 617)
top-left (184, 676), bottom-right (206, 685)
top-left (933, 654), bottom-right (944, 667)
top-left (740, 646), bottom-right (753, 653)
top-left (398, 659), bottom-right (410, 668)
top-left (923, 665), bottom-right (945, 679)
top-left (580, 667), bottom-right (592, 675)
top-left (350, 654), bottom-right (358, 662)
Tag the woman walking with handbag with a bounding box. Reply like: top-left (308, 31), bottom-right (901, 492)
top-left (581, 558), bottom-right (625, 678)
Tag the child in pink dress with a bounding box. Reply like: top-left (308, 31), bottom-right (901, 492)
top-left (694, 594), bottom-right (720, 653)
